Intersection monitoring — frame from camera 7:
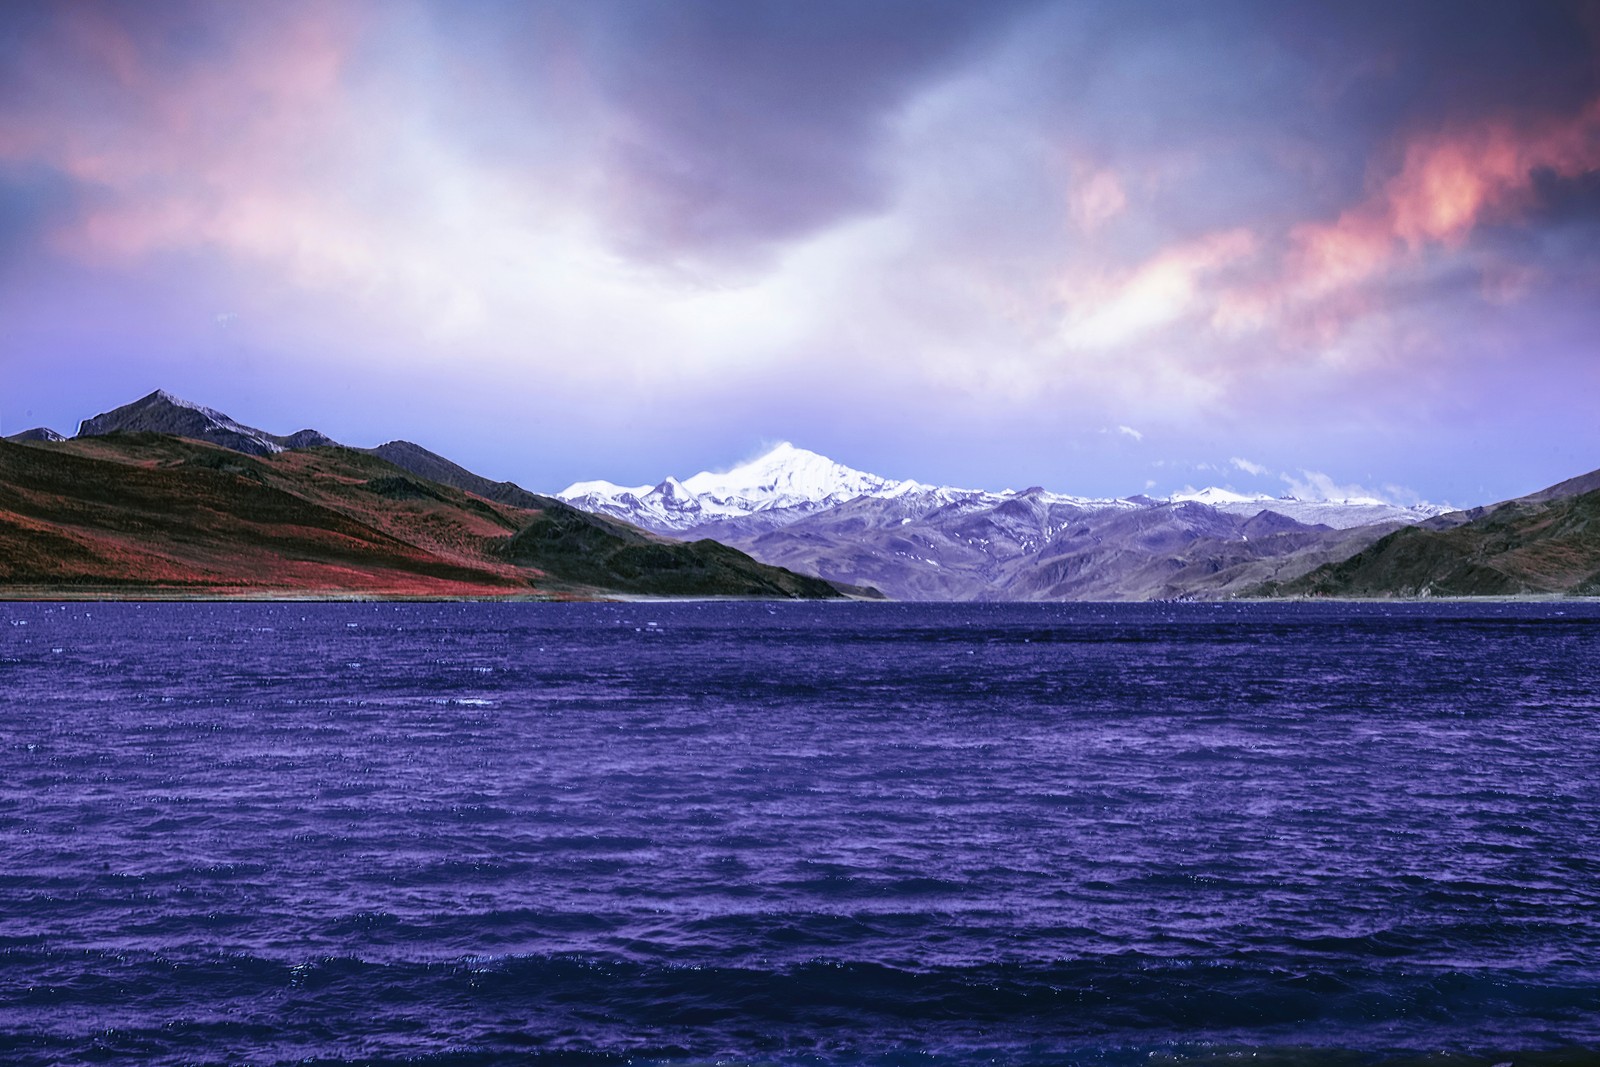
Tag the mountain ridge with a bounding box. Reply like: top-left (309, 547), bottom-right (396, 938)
top-left (25, 388), bottom-right (1597, 600)
top-left (77, 390), bottom-right (337, 456)
top-left (559, 442), bottom-right (1450, 534)
top-left (3, 393), bottom-right (850, 600)
top-left (1257, 471), bottom-right (1600, 598)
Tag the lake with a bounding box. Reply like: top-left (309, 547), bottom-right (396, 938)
top-left (2, 600), bottom-right (1597, 1065)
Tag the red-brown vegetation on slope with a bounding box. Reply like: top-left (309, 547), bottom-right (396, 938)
top-left (0, 437), bottom-right (536, 597)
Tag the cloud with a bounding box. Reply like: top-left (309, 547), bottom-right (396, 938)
top-left (1296, 102), bottom-right (1600, 287)
top-left (557, 0), bottom-right (1038, 268)
top-left (1202, 95), bottom-right (1600, 361)
top-left (1274, 2), bottom-right (1600, 132)
top-left (1116, 424), bottom-right (1143, 442)
top-left (0, 2), bottom-right (367, 262)
top-left (1060, 228), bottom-right (1257, 350)
top-left (2, 1), bottom-right (1599, 501)
top-left (1230, 456), bottom-right (1269, 476)
top-left (1069, 168), bottom-right (1127, 232)
top-left (1280, 468), bottom-right (1427, 505)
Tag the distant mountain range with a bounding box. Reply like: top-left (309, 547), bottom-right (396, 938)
top-left (0, 392), bottom-right (847, 600)
top-left (5, 390), bottom-right (1595, 599)
top-left (558, 445), bottom-right (1459, 601)
top-left (561, 443), bottom-right (1448, 533)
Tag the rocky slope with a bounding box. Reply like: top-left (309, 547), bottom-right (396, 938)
top-left (41, 388), bottom-right (1582, 601)
top-left (720, 492), bottom-right (1402, 602)
top-left (366, 440), bottom-right (558, 512)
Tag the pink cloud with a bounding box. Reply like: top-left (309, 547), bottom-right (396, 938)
top-left (1203, 97), bottom-right (1600, 357)
top-left (1069, 168), bottom-right (1128, 232)
top-left (1060, 228), bottom-right (1257, 349)
top-left (1293, 100), bottom-right (1600, 294)
top-left (4, 3), bottom-right (365, 266)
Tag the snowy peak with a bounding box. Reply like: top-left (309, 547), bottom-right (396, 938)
top-left (654, 475), bottom-right (693, 500)
top-left (680, 442), bottom-right (915, 512)
top-left (560, 478), bottom-right (652, 500)
top-left (558, 443), bottom-right (939, 532)
top-left (1171, 486), bottom-right (1275, 506)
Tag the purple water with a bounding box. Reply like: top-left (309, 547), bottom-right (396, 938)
top-left (2, 600), bottom-right (1598, 1066)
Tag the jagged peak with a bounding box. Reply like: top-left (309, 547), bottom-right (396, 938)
top-left (143, 389), bottom-right (222, 417)
top-left (72, 389), bottom-right (343, 457)
top-left (107, 389), bottom-right (241, 430)
top-left (652, 476), bottom-right (696, 502)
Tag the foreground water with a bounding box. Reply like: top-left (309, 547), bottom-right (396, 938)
top-left (1, 601), bottom-right (1598, 1066)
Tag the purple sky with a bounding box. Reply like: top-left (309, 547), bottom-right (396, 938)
top-left (3, 1), bottom-right (1598, 505)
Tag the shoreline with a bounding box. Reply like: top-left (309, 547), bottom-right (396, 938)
top-left (2, 588), bottom-right (1593, 605)
top-left (0, 586), bottom-right (872, 604)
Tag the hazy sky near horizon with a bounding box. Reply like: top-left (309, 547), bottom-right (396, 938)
top-left (3, 0), bottom-right (1598, 504)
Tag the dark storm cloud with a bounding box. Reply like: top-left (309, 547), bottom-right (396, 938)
top-left (436, 0), bottom-right (1038, 267)
top-left (599, 0), bottom-right (1036, 255)
top-left (1528, 166), bottom-right (1600, 227)
top-left (1270, 0), bottom-right (1600, 126)
top-left (1267, 2), bottom-right (1600, 205)
top-left (991, 1), bottom-right (1600, 229)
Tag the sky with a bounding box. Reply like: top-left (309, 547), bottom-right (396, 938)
top-left (2, 0), bottom-right (1598, 506)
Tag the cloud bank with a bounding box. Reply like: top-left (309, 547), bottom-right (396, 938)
top-left (2, 0), bottom-right (1597, 502)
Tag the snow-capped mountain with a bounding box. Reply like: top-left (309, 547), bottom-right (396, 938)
top-left (554, 444), bottom-right (1457, 600)
top-left (559, 444), bottom-right (1445, 536)
top-left (558, 442), bottom-right (1155, 534)
top-left (685, 442), bottom-right (916, 509)
top-left (561, 443), bottom-right (965, 532)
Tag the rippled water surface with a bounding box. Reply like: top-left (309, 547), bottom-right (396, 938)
top-left (1, 600), bottom-right (1598, 1066)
